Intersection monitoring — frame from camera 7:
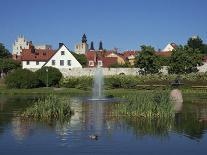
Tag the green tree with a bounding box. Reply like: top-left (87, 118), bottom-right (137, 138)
top-left (187, 36), bottom-right (207, 54)
top-left (5, 69), bottom-right (40, 89)
top-left (135, 45), bottom-right (161, 74)
top-left (0, 58), bottom-right (21, 77)
top-left (72, 52), bottom-right (88, 67)
top-left (168, 45), bottom-right (203, 74)
top-left (0, 43), bottom-right (11, 58)
top-left (35, 67), bottom-right (62, 87)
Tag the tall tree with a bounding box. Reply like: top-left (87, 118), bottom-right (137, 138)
top-left (0, 43), bottom-right (11, 58)
top-left (135, 45), bottom-right (161, 74)
top-left (72, 52), bottom-right (88, 67)
top-left (187, 36), bottom-right (207, 54)
top-left (168, 45), bottom-right (203, 74)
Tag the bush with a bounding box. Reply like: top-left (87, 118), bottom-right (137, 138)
top-left (35, 67), bottom-right (62, 87)
top-left (60, 76), bottom-right (93, 90)
top-left (5, 69), bottom-right (40, 89)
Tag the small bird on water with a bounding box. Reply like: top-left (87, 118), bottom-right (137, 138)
top-left (89, 134), bottom-right (98, 140)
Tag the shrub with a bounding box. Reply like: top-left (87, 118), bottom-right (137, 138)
top-left (60, 76), bottom-right (93, 90)
top-left (5, 69), bottom-right (40, 89)
top-left (35, 67), bottom-right (62, 87)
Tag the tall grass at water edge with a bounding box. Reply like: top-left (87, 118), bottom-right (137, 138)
top-left (112, 91), bottom-right (174, 119)
top-left (21, 95), bottom-right (73, 120)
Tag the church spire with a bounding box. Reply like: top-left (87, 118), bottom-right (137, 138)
top-left (82, 33), bottom-right (87, 43)
top-left (99, 41), bottom-right (103, 51)
top-left (90, 41), bottom-right (95, 51)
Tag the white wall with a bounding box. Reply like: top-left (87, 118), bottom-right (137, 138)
top-left (22, 61), bottom-right (46, 69)
top-left (45, 45), bottom-right (82, 69)
top-left (162, 44), bottom-right (174, 51)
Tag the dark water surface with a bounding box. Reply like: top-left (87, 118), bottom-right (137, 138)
top-left (0, 95), bottom-right (207, 155)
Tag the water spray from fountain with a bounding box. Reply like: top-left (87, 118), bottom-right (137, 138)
top-left (92, 66), bottom-right (104, 99)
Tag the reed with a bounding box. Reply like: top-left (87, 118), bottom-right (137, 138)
top-left (21, 95), bottom-right (73, 120)
top-left (112, 91), bottom-right (174, 119)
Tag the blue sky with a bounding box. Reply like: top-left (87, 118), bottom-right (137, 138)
top-left (0, 0), bottom-right (207, 52)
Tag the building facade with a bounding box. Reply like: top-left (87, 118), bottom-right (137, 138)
top-left (21, 43), bottom-right (82, 69)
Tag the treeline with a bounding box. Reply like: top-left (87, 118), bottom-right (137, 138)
top-left (60, 73), bottom-right (207, 90)
top-left (135, 36), bottom-right (207, 74)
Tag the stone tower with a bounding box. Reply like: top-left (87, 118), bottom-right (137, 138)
top-left (75, 34), bottom-right (89, 54)
top-left (12, 35), bottom-right (30, 56)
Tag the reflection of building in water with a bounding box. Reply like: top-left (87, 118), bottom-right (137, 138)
top-left (55, 98), bottom-right (85, 142)
top-left (11, 117), bottom-right (34, 141)
top-left (170, 89), bottom-right (183, 112)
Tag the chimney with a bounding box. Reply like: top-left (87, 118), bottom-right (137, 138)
top-left (31, 45), bottom-right (35, 53)
top-left (59, 43), bottom-right (64, 48)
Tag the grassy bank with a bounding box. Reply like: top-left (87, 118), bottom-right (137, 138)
top-left (0, 87), bottom-right (90, 95)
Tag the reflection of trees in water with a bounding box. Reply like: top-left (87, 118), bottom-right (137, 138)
top-left (0, 96), bottom-right (37, 136)
top-left (173, 113), bottom-right (207, 140)
top-left (123, 117), bottom-right (173, 139)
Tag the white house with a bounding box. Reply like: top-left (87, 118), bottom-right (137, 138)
top-left (162, 43), bottom-right (177, 52)
top-left (21, 43), bottom-right (82, 70)
top-left (44, 43), bottom-right (82, 69)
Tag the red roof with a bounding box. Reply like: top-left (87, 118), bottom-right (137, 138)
top-left (99, 57), bottom-right (117, 67)
top-left (155, 51), bottom-right (172, 57)
top-left (123, 51), bottom-right (139, 59)
top-left (86, 51), bottom-right (118, 67)
top-left (85, 51), bottom-right (96, 61)
top-left (21, 49), bottom-right (55, 61)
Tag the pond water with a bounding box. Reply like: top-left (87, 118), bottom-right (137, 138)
top-left (0, 94), bottom-right (207, 155)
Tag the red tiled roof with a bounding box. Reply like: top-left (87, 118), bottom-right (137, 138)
top-left (21, 49), bottom-right (55, 61)
top-left (155, 51), bottom-right (172, 57)
top-left (85, 51), bottom-right (96, 61)
top-left (123, 51), bottom-right (139, 59)
top-left (98, 57), bottom-right (117, 68)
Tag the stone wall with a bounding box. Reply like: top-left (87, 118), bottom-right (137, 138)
top-left (28, 63), bottom-right (207, 77)
top-left (59, 67), bottom-right (169, 77)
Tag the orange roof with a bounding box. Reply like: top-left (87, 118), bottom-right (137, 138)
top-left (21, 49), bottom-right (55, 61)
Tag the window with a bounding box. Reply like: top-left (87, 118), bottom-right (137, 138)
top-left (98, 60), bottom-right (103, 67)
top-left (36, 61), bottom-right (39, 65)
top-left (89, 61), bottom-right (94, 66)
top-left (61, 51), bottom-right (65, 55)
top-left (67, 60), bottom-right (71, 66)
top-left (26, 61), bottom-right (30, 65)
top-left (52, 60), bottom-right (55, 66)
top-left (43, 52), bottom-right (46, 55)
top-left (60, 60), bottom-right (64, 66)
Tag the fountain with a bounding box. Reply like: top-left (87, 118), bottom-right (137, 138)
top-left (87, 67), bottom-right (125, 103)
top-left (92, 67), bottom-right (104, 100)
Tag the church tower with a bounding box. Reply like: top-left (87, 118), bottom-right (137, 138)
top-left (75, 34), bottom-right (88, 54)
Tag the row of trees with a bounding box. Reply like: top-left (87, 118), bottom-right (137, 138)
top-left (135, 36), bottom-right (207, 74)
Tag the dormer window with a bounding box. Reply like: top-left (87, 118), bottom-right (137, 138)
top-left (98, 60), bottom-right (103, 67)
top-left (89, 61), bottom-right (94, 66)
top-left (61, 51), bottom-right (65, 55)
